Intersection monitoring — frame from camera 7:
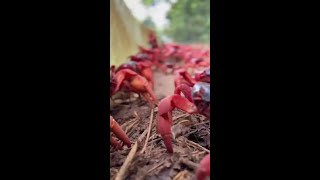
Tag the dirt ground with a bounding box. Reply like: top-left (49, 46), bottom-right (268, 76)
top-left (110, 70), bottom-right (210, 180)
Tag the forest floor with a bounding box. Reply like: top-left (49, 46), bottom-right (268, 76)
top-left (110, 69), bottom-right (210, 180)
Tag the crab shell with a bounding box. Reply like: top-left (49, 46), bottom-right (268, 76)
top-left (192, 82), bottom-right (210, 118)
top-left (116, 61), bottom-right (139, 73)
top-left (130, 53), bottom-right (149, 62)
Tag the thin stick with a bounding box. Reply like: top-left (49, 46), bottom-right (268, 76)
top-left (147, 161), bottom-right (165, 173)
top-left (115, 142), bottom-right (138, 180)
top-left (173, 170), bottom-right (188, 180)
top-left (173, 113), bottom-right (189, 121)
top-left (180, 159), bottom-right (199, 170)
top-left (186, 139), bottom-right (210, 153)
top-left (125, 120), bottom-right (139, 134)
top-left (191, 120), bottom-right (210, 127)
top-left (140, 108), bottom-right (154, 154)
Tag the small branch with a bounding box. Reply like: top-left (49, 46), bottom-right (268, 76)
top-left (140, 108), bottom-right (154, 154)
top-left (115, 142), bottom-right (138, 180)
top-left (147, 161), bottom-right (165, 173)
top-left (173, 113), bottom-right (189, 121)
top-left (173, 170), bottom-right (189, 180)
top-left (186, 139), bottom-right (210, 153)
top-left (191, 120), bottom-right (210, 127)
top-left (180, 159), bottom-right (199, 170)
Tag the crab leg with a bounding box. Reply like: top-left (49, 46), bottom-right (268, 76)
top-left (157, 95), bottom-right (198, 153)
top-left (110, 116), bottom-right (131, 148)
top-left (196, 154), bottom-right (210, 180)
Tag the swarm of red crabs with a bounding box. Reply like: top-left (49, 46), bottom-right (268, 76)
top-left (110, 33), bottom-right (211, 180)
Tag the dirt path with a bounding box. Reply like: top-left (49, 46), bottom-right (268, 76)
top-left (153, 70), bottom-right (175, 98)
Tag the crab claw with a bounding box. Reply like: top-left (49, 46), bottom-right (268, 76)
top-left (174, 84), bottom-right (193, 102)
top-left (140, 67), bottom-right (154, 89)
top-left (174, 69), bottom-right (196, 87)
top-left (180, 70), bottom-right (196, 85)
top-left (196, 154), bottom-right (210, 180)
top-left (110, 116), bottom-right (131, 148)
top-left (157, 95), bottom-right (198, 153)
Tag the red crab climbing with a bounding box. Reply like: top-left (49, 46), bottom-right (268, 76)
top-left (114, 69), bottom-right (158, 106)
top-left (110, 116), bottom-right (131, 150)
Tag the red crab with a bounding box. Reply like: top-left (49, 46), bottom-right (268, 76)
top-left (174, 68), bottom-right (210, 88)
top-left (115, 61), bottom-right (154, 89)
top-left (114, 69), bottom-right (158, 106)
top-left (161, 43), bottom-right (180, 59)
top-left (175, 82), bottom-right (210, 118)
top-left (158, 82), bottom-right (210, 152)
top-left (185, 57), bottom-right (210, 69)
top-left (131, 46), bottom-right (163, 70)
top-left (157, 82), bottom-right (210, 152)
top-left (110, 116), bottom-right (131, 150)
top-left (148, 32), bottom-right (158, 49)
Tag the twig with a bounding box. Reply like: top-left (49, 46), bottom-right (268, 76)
top-left (180, 159), bottom-right (199, 170)
top-left (191, 120), bottom-right (210, 127)
top-left (173, 113), bottom-right (189, 121)
top-left (148, 133), bottom-right (157, 141)
top-left (148, 137), bottom-right (161, 144)
top-left (137, 128), bottom-right (149, 142)
top-left (173, 170), bottom-right (188, 180)
top-left (125, 120), bottom-right (139, 134)
top-left (186, 139), bottom-right (210, 153)
top-left (115, 142), bottom-right (138, 180)
top-left (147, 161), bottom-right (165, 173)
top-left (140, 108), bottom-right (154, 154)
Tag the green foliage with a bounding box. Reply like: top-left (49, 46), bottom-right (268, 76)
top-left (142, 0), bottom-right (210, 44)
top-left (143, 17), bottom-right (156, 29)
top-left (142, 0), bottom-right (155, 6)
top-left (165, 0), bottom-right (210, 43)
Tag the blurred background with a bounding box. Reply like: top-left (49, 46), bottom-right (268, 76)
top-left (110, 0), bottom-right (210, 66)
top-left (125, 0), bottom-right (210, 44)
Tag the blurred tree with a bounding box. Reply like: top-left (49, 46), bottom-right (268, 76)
top-left (142, 0), bottom-right (210, 43)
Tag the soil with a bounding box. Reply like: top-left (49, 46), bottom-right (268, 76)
top-left (110, 70), bottom-right (210, 180)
